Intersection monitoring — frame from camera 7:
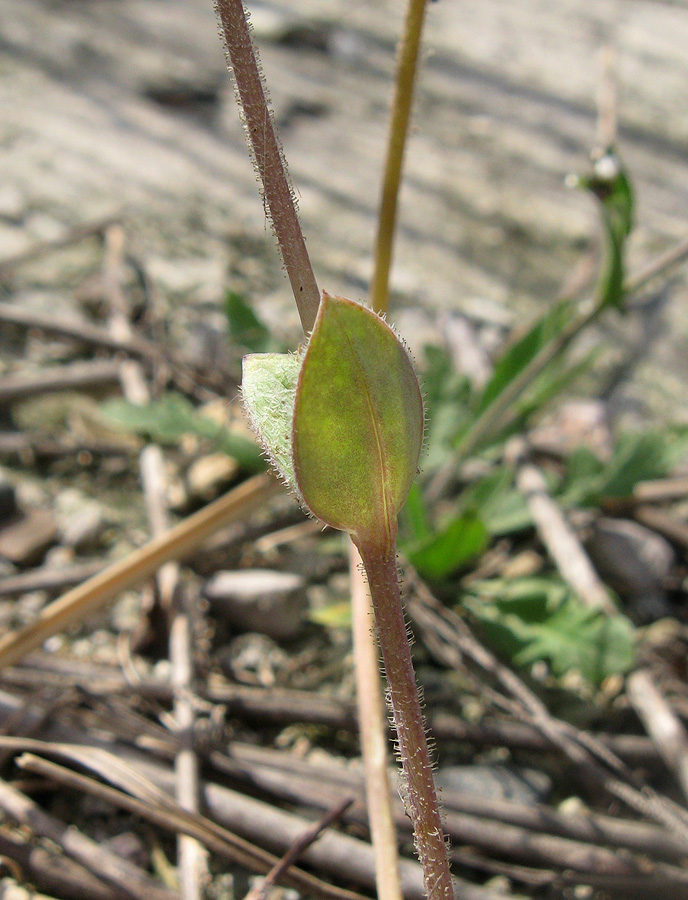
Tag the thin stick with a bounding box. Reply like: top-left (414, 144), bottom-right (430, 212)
top-left (15, 752), bottom-right (367, 900)
top-left (0, 300), bottom-right (156, 360)
top-left (0, 359), bottom-right (122, 405)
top-left (243, 797), bottom-right (355, 900)
top-left (0, 473), bottom-right (279, 670)
top-left (214, 0), bottom-right (320, 333)
top-left (0, 562), bottom-right (106, 598)
top-left (103, 223), bottom-right (208, 900)
top-left (0, 776), bottom-right (175, 900)
top-left (349, 543), bottom-right (403, 900)
top-left (0, 217), bottom-right (118, 280)
top-left (627, 669), bottom-right (688, 804)
top-left (370, 0), bottom-right (428, 315)
top-left (510, 442), bottom-right (615, 613)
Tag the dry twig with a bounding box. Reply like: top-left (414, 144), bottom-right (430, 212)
top-left (627, 668), bottom-right (688, 803)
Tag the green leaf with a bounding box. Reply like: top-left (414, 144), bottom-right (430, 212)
top-left (464, 578), bottom-right (635, 685)
top-left (401, 482), bottom-right (432, 543)
top-left (407, 512), bottom-right (488, 580)
top-left (309, 600), bottom-right (352, 629)
top-left (224, 291), bottom-right (282, 353)
top-left (420, 345), bottom-right (473, 470)
top-left (461, 467), bottom-right (532, 536)
top-left (102, 393), bottom-right (263, 470)
top-left (515, 604), bottom-right (635, 684)
top-left (559, 429), bottom-right (688, 508)
top-left (242, 352), bottom-right (301, 489)
top-left (474, 300), bottom-right (575, 419)
top-left (292, 293), bottom-right (424, 547)
top-left (579, 150), bottom-right (634, 311)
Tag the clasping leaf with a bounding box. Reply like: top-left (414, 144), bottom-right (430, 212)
top-left (292, 293), bottom-right (424, 550)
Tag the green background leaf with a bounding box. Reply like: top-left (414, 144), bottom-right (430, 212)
top-left (102, 392), bottom-right (263, 471)
top-left (464, 578), bottom-right (635, 684)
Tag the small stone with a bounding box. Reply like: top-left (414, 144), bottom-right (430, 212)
top-left (436, 763), bottom-right (552, 805)
top-left (588, 517), bottom-right (675, 621)
top-left (60, 505), bottom-right (106, 551)
top-left (187, 453), bottom-right (239, 501)
top-left (0, 509), bottom-right (58, 566)
top-left (218, 632), bottom-right (289, 686)
top-left (55, 489), bottom-right (107, 551)
top-left (204, 569), bottom-right (307, 641)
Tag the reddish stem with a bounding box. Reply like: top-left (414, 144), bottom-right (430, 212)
top-left (357, 538), bottom-right (454, 900)
top-left (214, 0), bottom-right (320, 334)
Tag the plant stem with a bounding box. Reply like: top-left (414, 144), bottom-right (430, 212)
top-left (357, 538), bottom-right (454, 900)
top-left (358, 3), bottom-right (430, 894)
top-left (214, 0), bottom-right (320, 333)
top-left (349, 542), bottom-right (403, 900)
top-left (370, 0), bottom-right (428, 316)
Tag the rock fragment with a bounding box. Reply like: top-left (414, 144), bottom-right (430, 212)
top-left (204, 569), bottom-right (306, 641)
top-left (0, 508), bottom-right (58, 566)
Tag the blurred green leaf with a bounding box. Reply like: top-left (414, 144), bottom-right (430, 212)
top-left (473, 300), bottom-right (575, 419)
top-left (464, 578), bottom-right (635, 685)
top-left (579, 150), bottom-right (634, 311)
top-left (420, 345), bottom-right (473, 470)
top-left (102, 393), bottom-right (263, 471)
top-left (406, 512), bottom-right (489, 580)
top-left (559, 428), bottom-right (688, 507)
top-left (309, 600), bottom-right (352, 629)
top-left (224, 291), bottom-right (284, 353)
top-left (402, 482), bottom-right (432, 542)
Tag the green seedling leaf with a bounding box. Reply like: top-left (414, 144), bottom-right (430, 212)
top-left (224, 291), bottom-right (283, 353)
top-left (102, 392), bottom-right (263, 471)
top-left (559, 428), bottom-right (688, 508)
top-left (309, 600), bottom-right (352, 630)
top-left (242, 352), bottom-right (301, 490)
top-left (292, 292), bottom-right (423, 548)
top-left (407, 512), bottom-right (488, 580)
top-left (464, 578), bottom-right (635, 685)
top-left (420, 345), bottom-right (473, 471)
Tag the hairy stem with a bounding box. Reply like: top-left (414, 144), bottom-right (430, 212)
top-left (349, 541), bottom-right (403, 900)
top-left (357, 538), bottom-right (454, 900)
top-left (370, 0), bottom-right (428, 316)
top-left (214, 0), bottom-right (320, 333)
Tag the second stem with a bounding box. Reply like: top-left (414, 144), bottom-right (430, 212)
top-left (357, 539), bottom-right (454, 900)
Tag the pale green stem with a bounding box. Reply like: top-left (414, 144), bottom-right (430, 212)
top-left (370, 0), bottom-right (428, 316)
top-left (357, 538), bottom-right (454, 900)
top-left (214, 0), bottom-right (320, 333)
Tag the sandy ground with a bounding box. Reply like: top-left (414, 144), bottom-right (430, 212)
top-left (1, 0), bottom-right (687, 418)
